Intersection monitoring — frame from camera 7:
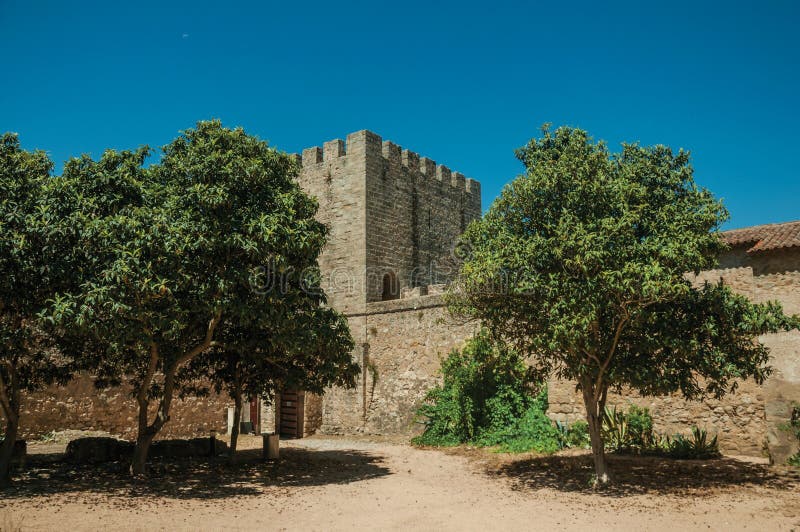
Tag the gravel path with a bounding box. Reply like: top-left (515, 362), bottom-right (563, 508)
top-left (1, 436), bottom-right (798, 531)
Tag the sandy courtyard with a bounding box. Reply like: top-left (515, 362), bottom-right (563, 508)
top-left (1, 435), bottom-right (798, 531)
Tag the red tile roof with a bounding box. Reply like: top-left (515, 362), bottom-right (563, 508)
top-left (721, 220), bottom-right (800, 253)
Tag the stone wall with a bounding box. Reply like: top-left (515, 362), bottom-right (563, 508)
top-left (318, 294), bottom-right (479, 436)
top-left (363, 134), bottom-right (481, 301)
top-left (547, 244), bottom-right (800, 459)
top-left (7, 373), bottom-right (229, 440)
top-left (298, 132), bottom-right (370, 314)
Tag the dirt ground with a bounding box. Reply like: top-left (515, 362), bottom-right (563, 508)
top-left (1, 435), bottom-right (798, 531)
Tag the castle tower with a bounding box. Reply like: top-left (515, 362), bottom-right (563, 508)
top-left (263, 131), bottom-right (483, 439)
top-left (297, 130), bottom-right (482, 314)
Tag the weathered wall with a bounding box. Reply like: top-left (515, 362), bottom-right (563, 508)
top-left (318, 294), bottom-right (479, 436)
top-left (363, 135), bottom-right (481, 301)
top-left (8, 373), bottom-right (229, 440)
top-left (298, 131), bottom-right (371, 314)
top-left (548, 245), bottom-right (800, 459)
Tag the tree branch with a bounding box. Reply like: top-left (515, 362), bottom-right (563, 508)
top-left (176, 310), bottom-right (223, 367)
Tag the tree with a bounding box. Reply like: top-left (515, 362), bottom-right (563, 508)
top-left (50, 120), bottom-right (334, 475)
top-left (181, 304), bottom-right (358, 461)
top-left (0, 134), bottom-right (76, 487)
top-left (450, 126), bottom-right (799, 485)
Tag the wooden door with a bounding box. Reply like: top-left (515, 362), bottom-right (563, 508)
top-left (279, 390), bottom-right (304, 439)
top-left (249, 398), bottom-right (260, 434)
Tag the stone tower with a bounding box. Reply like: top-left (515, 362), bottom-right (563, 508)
top-left (297, 130), bottom-right (482, 314)
top-left (262, 130), bottom-right (483, 438)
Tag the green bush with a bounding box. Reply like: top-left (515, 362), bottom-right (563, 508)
top-left (412, 329), bottom-right (533, 447)
top-left (413, 330), bottom-right (565, 453)
top-left (783, 404), bottom-right (800, 466)
top-left (556, 420), bottom-right (590, 449)
top-left (602, 405), bottom-right (656, 453)
top-left (664, 427), bottom-right (721, 459)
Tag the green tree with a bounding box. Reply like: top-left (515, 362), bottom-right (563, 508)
top-left (451, 126), bottom-right (798, 485)
top-left (0, 134), bottom-right (76, 487)
top-left (51, 121), bottom-right (335, 475)
top-left (181, 305), bottom-right (358, 461)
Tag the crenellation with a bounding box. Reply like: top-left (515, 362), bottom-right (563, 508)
top-left (346, 129), bottom-right (383, 158)
top-left (401, 149), bottom-right (419, 170)
top-left (323, 139), bottom-right (345, 160)
top-left (465, 178), bottom-right (480, 194)
top-left (435, 164), bottom-right (451, 182)
top-left (382, 141), bottom-right (401, 164)
top-left (451, 171), bottom-right (466, 190)
top-left (302, 146), bottom-right (323, 166)
top-left (420, 157), bottom-right (436, 176)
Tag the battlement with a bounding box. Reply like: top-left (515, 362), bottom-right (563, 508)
top-left (300, 130), bottom-right (481, 195)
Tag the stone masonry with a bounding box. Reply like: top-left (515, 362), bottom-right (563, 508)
top-left (7, 130), bottom-right (798, 463)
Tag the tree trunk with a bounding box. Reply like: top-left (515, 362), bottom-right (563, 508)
top-left (131, 430), bottom-right (156, 476)
top-left (131, 390), bottom-right (155, 476)
top-left (582, 380), bottom-right (609, 486)
top-left (0, 365), bottom-right (21, 488)
top-left (0, 412), bottom-right (19, 488)
top-left (229, 390), bottom-right (242, 464)
top-left (130, 353), bottom-right (179, 476)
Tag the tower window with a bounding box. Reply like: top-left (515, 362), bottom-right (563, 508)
top-left (382, 271), bottom-right (400, 301)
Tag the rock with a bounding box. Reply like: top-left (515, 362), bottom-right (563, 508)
top-left (149, 437), bottom-right (228, 459)
top-left (0, 439), bottom-right (28, 470)
top-left (65, 437), bottom-right (134, 464)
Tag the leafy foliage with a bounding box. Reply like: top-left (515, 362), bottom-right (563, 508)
top-left (602, 405), bottom-right (720, 459)
top-left (413, 330), bottom-right (581, 453)
top-left (602, 405), bottom-right (656, 453)
top-left (783, 404), bottom-right (800, 466)
top-left (0, 134), bottom-right (78, 486)
top-left (46, 121), bottom-right (357, 474)
top-left (450, 125), bottom-right (799, 483)
top-left (556, 420), bottom-right (590, 449)
top-left (663, 427), bottom-right (721, 459)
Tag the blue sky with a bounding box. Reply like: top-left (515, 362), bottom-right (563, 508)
top-left (2, 0), bottom-right (798, 229)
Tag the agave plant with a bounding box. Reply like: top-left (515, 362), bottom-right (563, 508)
top-left (602, 406), bottom-right (630, 451)
top-left (666, 427), bottom-right (721, 459)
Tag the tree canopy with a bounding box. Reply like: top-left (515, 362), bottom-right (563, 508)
top-left (0, 134), bottom-right (77, 486)
top-left (48, 121), bottom-right (358, 474)
top-left (451, 125), bottom-right (799, 484)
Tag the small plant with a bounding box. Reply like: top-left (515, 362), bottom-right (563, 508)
top-left (664, 427), bottom-right (721, 459)
top-left (556, 420), bottom-right (590, 449)
top-left (38, 430), bottom-right (58, 443)
top-left (602, 405), bottom-right (656, 453)
top-left (782, 404), bottom-right (800, 466)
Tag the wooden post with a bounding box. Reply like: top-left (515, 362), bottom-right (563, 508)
top-left (262, 433), bottom-right (279, 460)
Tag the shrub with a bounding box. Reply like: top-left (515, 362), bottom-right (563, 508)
top-left (602, 405), bottom-right (656, 453)
top-left (413, 330), bottom-right (563, 453)
top-left (556, 420), bottom-right (590, 449)
top-left (664, 427), bottom-right (721, 459)
top-left (783, 404), bottom-right (800, 466)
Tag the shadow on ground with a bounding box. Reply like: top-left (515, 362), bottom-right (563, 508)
top-left (491, 453), bottom-right (800, 497)
top-left (2, 447), bottom-right (391, 501)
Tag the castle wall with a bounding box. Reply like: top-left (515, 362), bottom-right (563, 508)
top-left (298, 131), bottom-right (372, 314)
top-left (364, 137), bottom-right (481, 301)
top-left (548, 245), bottom-right (800, 459)
top-left (7, 373), bottom-right (229, 440)
top-left (318, 294), bottom-right (479, 435)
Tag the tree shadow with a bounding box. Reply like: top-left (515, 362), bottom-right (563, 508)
top-left (2, 446), bottom-right (391, 501)
top-left (491, 453), bottom-right (800, 497)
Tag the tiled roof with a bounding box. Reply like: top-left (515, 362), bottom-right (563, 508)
top-left (721, 220), bottom-right (800, 253)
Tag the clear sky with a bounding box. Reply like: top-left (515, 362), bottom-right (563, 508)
top-left (2, 1), bottom-right (798, 229)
